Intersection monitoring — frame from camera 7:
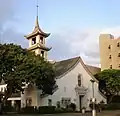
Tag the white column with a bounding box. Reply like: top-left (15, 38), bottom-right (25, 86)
top-left (36, 35), bottom-right (40, 44)
top-left (21, 91), bottom-right (27, 108)
top-left (29, 39), bottom-right (32, 47)
top-left (11, 100), bottom-right (15, 107)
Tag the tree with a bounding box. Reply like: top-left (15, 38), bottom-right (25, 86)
top-left (0, 43), bottom-right (56, 105)
top-left (94, 69), bottom-right (120, 103)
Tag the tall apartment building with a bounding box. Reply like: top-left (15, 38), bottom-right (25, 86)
top-left (99, 34), bottom-right (120, 71)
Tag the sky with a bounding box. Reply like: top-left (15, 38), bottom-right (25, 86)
top-left (1, 0), bottom-right (120, 67)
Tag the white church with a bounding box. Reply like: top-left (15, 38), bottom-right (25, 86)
top-left (0, 15), bottom-right (107, 111)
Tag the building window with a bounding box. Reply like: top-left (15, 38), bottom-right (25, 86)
top-left (108, 45), bottom-right (111, 49)
top-left (118, 53), bottom-right (120, 57)
top-left (78, 74), bottom-right (81, 86)
top-left (109, 55), bottom-right (111, 59)
top-left (48, 99), bottom-right (52, 106)
top-left (119, 64), bottom-right (120, 68)
top-left (40, 36), bottom-right (43, 44)
top-left (117, 43), bottom-right (120, 47)
top-left (32, 37), bottom-right (36, 45)
top-left (110, 65), bottom-right (112, 69)
top-left (41, 51), bottom-right (44, 57)
top-left (61, 98), bottom-right (71, 108)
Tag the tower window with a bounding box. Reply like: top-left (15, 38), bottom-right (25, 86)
top-left (118, 53), bottom-right (120, 57)
top-left (108, 45), bottom-right (111, 49)
top-left (110, 65), bottom-right (112, 69)
top-left (117, 43), bottom-right (120, 47)
top-left (40, 36), bottom-right (43, 44)
top-left (109, 55), bottom-right (111, 59)
top-left (41, 51), bottom-right (44, 57)
top-left (32, 37), bottom-right (36, 45)
top-left (78, 74), bottom-right (81, 86)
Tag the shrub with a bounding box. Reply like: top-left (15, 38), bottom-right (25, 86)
top-left (69, 103), bottom-right (76, 111)
top-left (2, 105), bottom-right (16, 112)
top-left (56, 101), bottom-right (60, 108)
top-left (20, 106), bottom-right (37, 114)
top-left (105, 103), bottom-right (120, 110)
top-left (89, 103), bottom-right (100, 112)
top-left (38, 106), bottom-right (56, 114)
top-left (98, 100), bottom-right (106, 110)
top-left (54, 108), bottom-right (64, 113)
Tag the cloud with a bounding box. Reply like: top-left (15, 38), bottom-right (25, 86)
top-left (47, 28), bottom-right (101, 67)
top-left (0, 0), bottom-right (27, 48)
top-left (48, 27), bottom-right (120, 67)
top-left (0, 0), bottom-right (16, 30)
top-left (2, 28), bottom-right (27, 48)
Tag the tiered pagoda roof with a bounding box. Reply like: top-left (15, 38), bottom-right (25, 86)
top-left (25, 16), bottom-right (50, 39)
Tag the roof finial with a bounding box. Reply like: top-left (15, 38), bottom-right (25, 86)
top-left (35, 0), bottom-right (39, 27)
top-left (36, 0), bottom-right (39, 17)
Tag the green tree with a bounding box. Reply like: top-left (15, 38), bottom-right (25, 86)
top-left (94, 69), bottom-right (120, 103)
top-left (0, 43), bottom-right (56, 105)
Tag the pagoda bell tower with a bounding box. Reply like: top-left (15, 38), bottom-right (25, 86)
top-left (24, 5), bottom-right (51, 60)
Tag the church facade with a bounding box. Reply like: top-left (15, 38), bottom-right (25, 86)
top-left (0, 15), bottom-right (107, 111)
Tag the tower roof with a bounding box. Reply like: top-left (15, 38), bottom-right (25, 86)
top-left (25, 16), bottom-right (50, 39)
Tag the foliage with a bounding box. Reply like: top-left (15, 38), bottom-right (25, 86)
top-left (69, 103), bottom-right (76, 111)
top-left (20, 106), bottom-right (37, 114)
top-left (0, 43), bottom-right (56, 103)
top-left (107, 95), bottom-right (120, 103)
top-left (20, 106), bottom-right (75, 114)
top-left (2, 105), bottom-right (16, 113)
top-left (89, 102), bottom-right (100, 111)
top-left (104, 103), bottom-right (120, 110)
top-left (98, 100), bottom-right (106, 111)
top-left (38, 106), bottom-right (56, 114)
top-left (94, 69), bottom-right (120, 103)
top-left (56, 101), bottom-right (60, 108)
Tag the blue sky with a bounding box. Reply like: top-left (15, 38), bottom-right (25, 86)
top-left (5, 0), bottom-right (120, 33)
top-left (1, 0), bottom-right (120, 66)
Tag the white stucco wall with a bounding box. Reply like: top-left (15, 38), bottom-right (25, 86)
top-left (38, 61), bottom-right (106, 111)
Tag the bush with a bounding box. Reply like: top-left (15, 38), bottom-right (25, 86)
top-left (54, 108), bottom-right (63, 113)
top-left (54, 107), bottom-right (73, 113)
top-left (89, 103), bottom-right (100, 112)
top-left (105, 103), bottom-right (120, 110)
top-left (38, 106), bottom-right (56, 114)
top-left (20, 106), bottom-right (37, 114)
top-left (3, 105), bottom-right (16, 112)
top-left (98, 100), bottom-right (106, 110)
top-left (69, 103), bottom-right (76, 111)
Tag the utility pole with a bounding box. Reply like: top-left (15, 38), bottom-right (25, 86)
top-left (90, 79), bottom-right (96, 116)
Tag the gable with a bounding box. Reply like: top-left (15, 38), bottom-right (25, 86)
top-left (54, 57), bottom-right (80, 78)
top-left (53, 56), bottom-right (99, 82)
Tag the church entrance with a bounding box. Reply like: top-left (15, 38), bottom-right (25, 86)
top-left (79, 95), bottom-right (83, 111)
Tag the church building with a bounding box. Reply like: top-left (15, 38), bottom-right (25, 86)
top-left (0, 13), bottom-right (107, 111)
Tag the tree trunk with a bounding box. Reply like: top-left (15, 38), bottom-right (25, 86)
top-left (107, 94), bottom-right (115, 104)
top-left (0, 88), bottom-right (12, 113)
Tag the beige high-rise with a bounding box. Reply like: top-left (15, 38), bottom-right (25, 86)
top-left (99, 34), bottom-right (120, 71)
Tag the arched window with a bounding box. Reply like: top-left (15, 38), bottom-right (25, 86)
top-left (78, 74), bottom-right (82, 86)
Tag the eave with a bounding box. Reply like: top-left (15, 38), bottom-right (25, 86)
top-left (28, 43), bottom-right (51, 51)
top-left (24, 31), bottom-right (50, 39)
